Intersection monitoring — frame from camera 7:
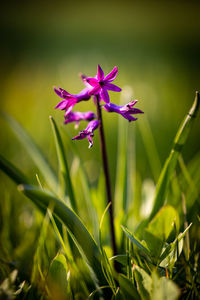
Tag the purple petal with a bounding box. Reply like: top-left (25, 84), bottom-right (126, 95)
top-left (76, 88), bottom-right (91, 101)
top-left (87, 134), bottom-right (94, 148)
top-left (123, 113), bottom-right (138, 121)
top-left (126, 100), bottom-right (138, 108)
top-left (86, 77), bottom-right (98, 87)
top-left (58, 87), bottom-right (71, 97)
top-left (103, 102), bottom-right (118, 112)
top-left (88, 85), bottom-right (101, 96)
top-left (104, 66), bottom-right (118, 82)
top-left (72, 132), bottom-right (86, 141)
top-left (72, 120), bottom-right (99, 148)
top-left (97, 65), bottom-right (104, 81)
top-left (100, 89), bottom-right (110, 103)
top-left (55, 100), bottom-right (68, 110)
top-left (65, 105), bottom-right (75, 116)
top-left (129, 108), bottom-right (144, 114)
top-left (103, 101), bottom-right (143, 122)
top-left (86, 120), bottom-right (99, 132)
top-left (104, 83), bottom-right (121, 92)
top-left (54, 87), bottom-right (71, 99)
top-left (64, 111), bottom-right (96, 125)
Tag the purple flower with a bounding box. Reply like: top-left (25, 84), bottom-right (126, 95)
top-left (54, 87), bottom-right (91, 116)
top-left (64, 111), bottom-right (96, 128)
top-left (72, 120), bottom-right (99, 148)
top-left (103, 100), bottom-right (144, 121)
top-left (82, 65), bottom-right (121, 103)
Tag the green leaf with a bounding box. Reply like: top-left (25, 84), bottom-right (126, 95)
top-left (135, 267), bottom-right (179, 300)
top-left (47, 254), bottom-right (69, 295)
top-left (149, 92), bottom-right (200, 220)
top-left (0, 154), bottom-right (30, 185)
top-left (151, 272), bottom-right (179, 300)
top-left (118, 274), bottom-right (141, 300)
top-left (3, 114), bottom-right (58, 192)
top-left (134, 266), bottom-right (151, 300)
top-left (49, 116), bottom-right (77, 211)
top-left (18, 184), bottom-right (107, 286)
top-left (121, 226), bottom-right (151, 257)
top-left (109, 255), bottom-right (127, 267)
top-left (159, 223), bottom-right (192, 265)
top-left (146, 205), bottom-right (179, 241)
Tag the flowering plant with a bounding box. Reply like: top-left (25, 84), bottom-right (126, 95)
top-left (0, 63), bottom-right (199, 299)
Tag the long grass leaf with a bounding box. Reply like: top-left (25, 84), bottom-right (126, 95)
top-left (3, 114), bottom-right (58, 192)
top-left (149, 92), bottom-right (200, 220)
top-left (121, 226), bottom-right (151, 257)
top-left (49, 116), bottom-right (77, 211)
top-left (17, 184), bottom-right (107, 286)
top-left (138, 115), bottom-right (161, 182)
top-left (0, 154), bottom-right (30, 185)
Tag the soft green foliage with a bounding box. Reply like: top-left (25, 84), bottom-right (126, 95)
top-left (0, 93), bottom-right (200, 299)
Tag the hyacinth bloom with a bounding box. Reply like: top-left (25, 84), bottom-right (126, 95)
top-left (72, 120), bottom-right (99, 148)
top-left (103, 100), bottom-right (144, 121)
top-left (82, 65), bottom-right (121, 103)
top-left (54, 87), bottom-right (91, 116)
top-left (64, 111), bottom-right (96, 127)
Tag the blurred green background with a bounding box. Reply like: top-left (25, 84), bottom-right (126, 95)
top-left (0, 0), bottom-right (200, 192)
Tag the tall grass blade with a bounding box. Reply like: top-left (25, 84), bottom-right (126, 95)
top-left (18, 184), bottom-right (107, 286)
top-left (138, 115), bottom-right (161, 182)
top-left (0, 155), bottom-right (73, 253)
top-left (49, 116), bottom-right (77, 211)
top-left (0, 154), bottom-right (30, 185)
top-left (149, 92), bottom-right (200, 221)
top-left (3, 114), bottom-right (58, 192)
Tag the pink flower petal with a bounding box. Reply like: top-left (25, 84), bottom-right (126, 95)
top-left (87, 135), bottom-right (94, 148)
top-left (100, 89), bottom-right (110, 103)
top-left (86, 77), bottom-right (98, 87)
top-left (88, 85), bottom-right (101, 95)
top-left (97, 65), bottom-right (104, 81)
top-left (104, 66), bottom-right (118, 82)
top-left (104, 83), bottom-right (121, 92)
top-left (55, 100), bottom-right (67, 110)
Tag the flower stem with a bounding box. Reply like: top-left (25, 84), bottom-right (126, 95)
top-left (95, 95), bottom-right (118, 258)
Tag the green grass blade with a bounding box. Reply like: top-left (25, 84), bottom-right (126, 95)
top-left (18, 184), bottom-right (107, 286)
top-left (0, 154), bottom-right (30, 185)
top-left (3, 114), bottom-right (58, 192)
top-left (121, 226), bottom-right (151, 257)
top-left (138, 115), bottom-right (161, 182)
top-left (149, 92), bottom-right (200, 221)
top-left (114, 109), bottom-right (128, 214)
top-left (49, 116), bottom-right (77, 211)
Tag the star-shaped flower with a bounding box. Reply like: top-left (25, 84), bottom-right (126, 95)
top-left (54, 87), bottom-right (91, 116)
top-left (82, 65), bottom-right (121, 103)
top-left (72, 120), bottom-right (99, 148)
top-left (103, 100), bottom-right (144, 121)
